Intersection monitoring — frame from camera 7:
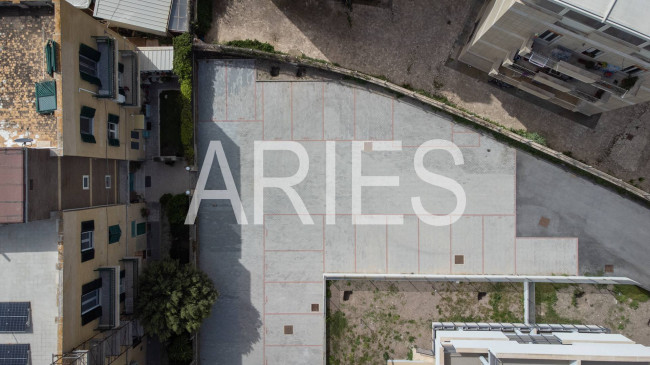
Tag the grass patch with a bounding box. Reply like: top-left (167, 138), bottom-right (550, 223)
top-left (535, 283), bottom-right (579, 324)
top-left (327, 310), bottom-right (348, 338)
top-left (159, 90), bottom-right (184, 156)
top-left (612, 285), bottom-right (650, 303)
top-left (224, 39), bottom-right (280, 54)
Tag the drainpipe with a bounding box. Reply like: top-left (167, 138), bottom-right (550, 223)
top-left (23, 146), bottom-right (28, 223)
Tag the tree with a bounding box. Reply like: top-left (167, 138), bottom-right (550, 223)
top-left (136, 259), bottom-right (218, 342)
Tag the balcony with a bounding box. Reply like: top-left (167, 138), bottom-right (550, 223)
top-left (95, 37), bottom-right (117, 99)
top-left (51, 319), bottom-right (144, 365)
top-left (120, 257), bottom-right (141, 314)
top-left (118, 50), bottom-right (139, 106)
top-left (97, 266), bottom-right (120, 330)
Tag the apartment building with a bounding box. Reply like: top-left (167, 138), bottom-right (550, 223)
top-left (459, 0), bottom-right (650, 116)
top-left (0, 1), bottom-right (149, 364)
top-left (428, 322), bottom-right (650, 365)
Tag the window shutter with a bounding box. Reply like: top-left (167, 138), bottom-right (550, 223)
top-left (81, 278), bottom-right (103, 294)
top-left (81, 248), bottom-right (95, 262)
top-left (80, 106), bottom-right (96, 118)
top-left (79, 43), bottom-right (101, 62)
top-left (108, 138), bottom-right (120, 147)
top-left (108, 224), bottom-right (121, 243)
top-left (131, 221), bottom-right (136, 237)
top-left (108, 114), bottom-right (119, 124)
top-left (81, 133), bottom-right (97, 144)
top-left (81, 306), bottom-right (102, 325)
top-left (136, 222), bottom-right (146, 235)
top-left (80, 72), bottom-right (102, 86)
top-left (81, 220), bottom-right (95, 232)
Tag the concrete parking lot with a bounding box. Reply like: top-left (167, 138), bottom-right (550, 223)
top-left (195, 59), bottom-right (586, 364)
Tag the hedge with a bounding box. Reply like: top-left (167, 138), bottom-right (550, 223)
top-left (173, 33), bottom-right (195, 164)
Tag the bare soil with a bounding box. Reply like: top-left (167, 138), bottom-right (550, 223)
top-left (326, 281), bottom-right (650, 364)
top-left (207, 0), bottom-right (650, 192)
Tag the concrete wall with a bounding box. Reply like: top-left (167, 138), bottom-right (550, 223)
top-left (0, 218), bottom-right (60, 365)
top-left (61, 203), bottom-right (146, 352)
top-left (59, 1), bottom-right (144, 160)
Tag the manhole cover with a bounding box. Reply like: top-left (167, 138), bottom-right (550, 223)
top-left (539, 216), bottom-right (550, 228)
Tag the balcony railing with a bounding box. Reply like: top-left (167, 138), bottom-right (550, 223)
top-left (51, 319), bottom-right (144, 365)
top-left (95, 37), bottom-right (117, 99)
top-left (118, 50), bottom-right (139, 106)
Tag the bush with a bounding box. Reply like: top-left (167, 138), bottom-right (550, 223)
top-left (173, 33), bottom-right (193, 80)
top-left (195, 0), bottom-right (213, 38)
top-left (136, 259), bottom-right (218, 342)
top-left (224, 39), bottom-right (277, 53)
top-left (168, 334), bottom-right (193, 364)
top-left (160, 193), bottom-right (190, 226)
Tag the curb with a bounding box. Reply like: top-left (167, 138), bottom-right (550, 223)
top-left (193, 42), bottom-right (650, 207)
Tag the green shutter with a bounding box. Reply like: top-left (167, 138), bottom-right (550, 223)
top-left (35, 81), bottom-right (57, 114)
top-left (45, 40), bottom-right (58, 76)
top-left (131, 221), bottom-right (136, 237)
top-left (108, 114), bottom-right (119, 124)
top-left (80, 71), bottom-right (102, 87)
top-left (79, 43), bottom-right (101, 62)
top-left (136, 222), bottom-right (146, 236)
top-left (80, 106), bottom-right (96, 118)
top-left (80, 133), bottom-right (96, 143)
top-left (108, 225), bottom-right (121, 244)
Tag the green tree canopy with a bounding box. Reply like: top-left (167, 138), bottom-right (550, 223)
top-left (136, 259), bottom-right (218, 342)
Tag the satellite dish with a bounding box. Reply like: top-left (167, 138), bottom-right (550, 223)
top-left (13, 138), bottom-right (33, 146)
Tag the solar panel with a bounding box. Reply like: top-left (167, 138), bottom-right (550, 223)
top-left (0, 302), bottom-right (30, 333)
top-left (0, 344), bottom-right (30, 365)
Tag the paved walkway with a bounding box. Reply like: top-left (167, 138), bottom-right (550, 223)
top-left (206, 0), bottom-right (650, 192)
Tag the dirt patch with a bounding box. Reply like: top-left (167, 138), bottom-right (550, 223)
top-left (536, 283), bottom-right (650, 345)
top-left (208, 0), bottom-right (650, 192)
top-left (326, 280), bottom-right (523, 364)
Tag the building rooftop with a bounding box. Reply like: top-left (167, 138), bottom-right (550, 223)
top-left (555, 0), bottom-right (650, 39)
top-left (138, 47), bottom-right (174, 72)
top-left (93, 0), bottom-right (173, 35)
top-left (0, 5), bottom-right (60, 148)
top-left (0, 148), bottom-right (24, 223)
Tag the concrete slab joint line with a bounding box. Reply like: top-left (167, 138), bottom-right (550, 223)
top-left (194, 43), bottom-right (650, 206)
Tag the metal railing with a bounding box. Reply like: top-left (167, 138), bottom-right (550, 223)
top-left (51, 319), bottom-right (143, 365)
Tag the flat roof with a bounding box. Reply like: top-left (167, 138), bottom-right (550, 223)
top-left (555, 0), bottom-right (650, 39)
top-left (138, 47), bottom-right (174, 72)
top-left (194, 60), bottom-right (581, 364)
top-left (93, 0), bottom-right (172, 35)
top-left (0, 6), bottom-right (58, 148)
top-left (0, 148), bottom-right (24, 223)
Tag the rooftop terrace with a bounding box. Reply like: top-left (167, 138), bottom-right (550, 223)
top-left (0, 5), bottom-right (60, 149)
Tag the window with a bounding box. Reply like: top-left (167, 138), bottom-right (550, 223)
top-left (108, 114), bottom-right (120, 146)
top-left (82, 175), bottom-right (89, 190)
top-left (564, 10), bottom-right (605, 29)
top-left (131, 221), bottom-right (146, 237)
top-left (80, 106), bottom-right (96, 143)
top-left (105, 175), bottom-right (111, 189)
top-left (538, 30), bottom-right (561, 42)
top-left (530, 0), bottom-right (564, 13)
top-left (108, 224), bottom-right (121, 244)
top-left (622, 65), bottom-right (645, 75)
top-left (582, 47), bottom-right (604, 58)
top-left (81, 289), bottom-right (101, 314)
top-left (79, 43), bottom-right (101, 86)
top-left (81, 231), bottom-right (94, 252)
top-left (120, 270), bottom-right (126, 302)
top-left (131, 141), bottom-right (140, 150)
top-left (603, 26), bottom-right (646, 46)
top-left (81, 220), bottom-right (95, 262)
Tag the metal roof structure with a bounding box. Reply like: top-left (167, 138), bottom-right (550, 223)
top-left (93, 0), bottom-right (172, 36)
top-left (555, 0), bottom-right (650, 39)
top-left (138, 47), bottom-right (174, 72)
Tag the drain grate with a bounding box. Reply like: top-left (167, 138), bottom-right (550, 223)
top-left (605, 264), bottom-right (614, 273)
top-left (539, 216), bottom-right (550, 228)
top-left (311, 304), bottom-right (319, 312)
top-left (284, 325), bottom-right (293, 335)
top-left (454, 255), bottom-right (464, 265)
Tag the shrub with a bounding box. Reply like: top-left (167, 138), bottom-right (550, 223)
top-left (172, 33), bottom-right (195, 163)
top-left (224, 39), bottom-right (277, 53)
top-left (173, 33), bottom-right (193, 80)
top-left (168, 334), bottom-right (193, 364)
top-left (195, 0), bottom-right (213, 38)
top-left (160, 193), bottom-right (190, 226)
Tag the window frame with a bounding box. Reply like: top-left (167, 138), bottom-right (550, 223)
top-left (81, 289), bottom-right (101, 315)
top-left (108, 121), bottom-right (119, 140)
top-left (82, 175), bottom-right (90, 190)
top-left (538, 29), bottom-right (562, 43)
top-left (81, 230), bottom-right (94, 252)
top-left (80, 115), bottom-right (94, 135)
top-left (105, 175), bottom-right (112, 189)
top-left (622, 65), bottom-right (646, 75)
top-left (582, 47), bottom-right (604, 59)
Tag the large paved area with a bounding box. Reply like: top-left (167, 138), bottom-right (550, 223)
top-left (206, 0), bottom-right (650, 193)
top-left (195, 60), bottom-right (581, 364)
